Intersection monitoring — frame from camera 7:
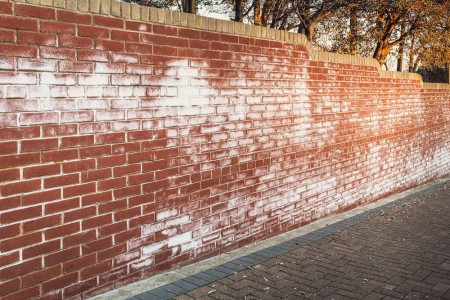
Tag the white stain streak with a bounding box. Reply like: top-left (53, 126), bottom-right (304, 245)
top-left (167, 232), bottom-right (192, 247)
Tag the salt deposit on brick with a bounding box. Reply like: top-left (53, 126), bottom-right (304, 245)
top-left (0, 2), bottom-right (449, 299)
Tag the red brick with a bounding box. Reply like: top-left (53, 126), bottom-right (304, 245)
top-left (111, 52), bottom-right (139, 63)
top-left (97, 177), bottom-right (126, 191)
top-left (128, 193), bottom-right (154, 207)
top-left (0, 126), bottom-right (40, 140)
top-left (0, 278), bottom-right (20, 297)
top-left (63, 159), bottom-right (95, 173)
top-left (21, 137), bottom-right (58, 152)
top-left (78, 49), bottom-right (109, 61)
top-left (42, 149), bottom-right (79, 162)
top-left (22, 189), bottom-right (61, 206)
top-left (113, 164), bottom-right (140, 177)
top-left (64, 206), bottom-right (96, 223)
top-left (41, 20), bottom-right (76, 34)
top-left (80, 145), bottom-right (112, 158)
top-left (80, 260), bottom-right (111, 280)
top-left (18, 31), bottom-right (57, 46)
top-left (64, 278), bottom-right (97, 298)
top-left (96, 132), bottom-right (125, 144)
top-left (45, 197), bottom-right (79, 214)
top-left (81, 236), bottom-right (113, 254)
top-left (57, 10), bottom-right (92, 24)
top-left (98, 221), bottom-right (127, 237)
top-left (60, 111), bottom-right (94, 123)
top-left (115, 228), bottom-right (141, 243)
top-left (45, 174), bottom-right (80, 189)
top-left (78, 25), bottom-right (110, 38)
top-left (0, 196), bottom-right (20, 211)
top-left (98, 198), bottom-right (127, 214)
top-left (126, 42), bottom-right (153, 53)
top-left (23, 214), bottom-right (61, 232)
top-left (23, 240), bottom-right (61, 259)
top-left (95, 39), bottom-right (125, 52)
top-left (0, 15), bottom-right (38, 30)
top-left (40, 46), bottom-right (76, 59)
top-left (61, 135), bottom-right (94, 147)
top-left (0, 44), bottom-right (37, 57)
top-left (63, 182), bottom-right (96, 198)
top-left (179, 28), bottom-right (200, 39)
top-left (0, 28), bottom-right (16, 42)
top-left (2, 286), bottom-right (40, 300)
top-left (0, 251), bottom-right (19, 269)
top-left (44, 247), bottom-right (80, 267)
top-left (154, 45), bottom-right (177, 56)
top-left (42, 272), bottom-right (78, 294)
top-left (23, 164), bottom-right (61, 179)
top-left (114, 207), bottom-right (141, 222)
top-left (42, 124), bottom-right (77, 137)
top-left (45, 222), bottom-right (80, 240)
top-left (0, 169), bottom-right (19, 183)
top-left (17, 57), bottom-right (58, 71)
top-left (63, 253), bottom-right (96, 273)
top-left (0, 223), bottom-right (20, 240)
top-left (22, 264), bottom-right (61, 287)
top-left (98, 244), bottom-right (127, 261)
top-left (59, 35), bottom-right (93, 48)
top-left (82, 169), bottom-right (111, 184)
top-left (59, 59), bottom-right (93, 73)
top-left (94, 15), bottom-right (124, 28)
top-left (0, 1), bottom-right (13, 14)
top-left (20, 112), bottom-right (59, 126)
top-left (82, 191), bottom-right (112, 206)
top-left (111, 29), bottom-right (139, 42)
top-left (82, 213), bottom-right (112, 230)
top-left (152, 35), bottom-right (189, 47)
top-left (153, 24), bottom-right (177, 36)
top-left (1, 205), bottom-right (42, 224)
top-left (1, 179), bottom-right (41, 197)
top-left (126, 20), bottom-right (152, 32)
top-left (0, 232), bottom-right (42, 253)
top-left (63, 229), bottom-right (96, 248)
top-left (16, 4), bottom-right (56, 19)
top-left (97, 154), bottom-right (126, 168)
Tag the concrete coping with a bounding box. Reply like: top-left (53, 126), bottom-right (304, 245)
top-left (7, 0), bottom-right (450, 90)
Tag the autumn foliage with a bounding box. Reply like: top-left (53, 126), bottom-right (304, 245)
top-left (126, 0), bottom-right (449, 70)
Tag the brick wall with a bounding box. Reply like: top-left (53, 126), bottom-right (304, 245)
top-left (0, 0), bottom-right (449, 299)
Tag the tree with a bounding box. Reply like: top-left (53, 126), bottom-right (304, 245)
top-left (315, 0), bottom-right (449, 69)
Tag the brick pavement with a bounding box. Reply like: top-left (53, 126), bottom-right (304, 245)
top-left (130, 180), bottom-right (450, 300)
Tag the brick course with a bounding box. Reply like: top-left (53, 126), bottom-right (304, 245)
top-left (0, 0), bottom-right (449, 299)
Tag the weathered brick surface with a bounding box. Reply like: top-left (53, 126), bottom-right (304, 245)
top-left (0, 0), bottom-right (449, 299)
top-left (176, 181), bottom-right (450, 300)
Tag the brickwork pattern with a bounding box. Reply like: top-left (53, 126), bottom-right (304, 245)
top-left (0, 0), bottom-right (449, 299)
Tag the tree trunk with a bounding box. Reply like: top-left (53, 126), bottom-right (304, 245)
top-left (408, 37), bottom-right (416, 72)
top-left (373, 39), bottom-right (392, 66)
top-left (183, 0), bottom-right (196, 14)
top-left (349, 6), bottom-right (358, 55)
top-left (235, 0), bottom-right (244, 22)
top-left (397, 23), bottom-right (405, 71)
top-left (270, 0), bottom-right (282, 28)
top-left (298, 19), bottom-right (315, 42)
top-left (254, 0), bottom-right (261, 25)
top-left (261, 0), bottom-right (275, 27)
